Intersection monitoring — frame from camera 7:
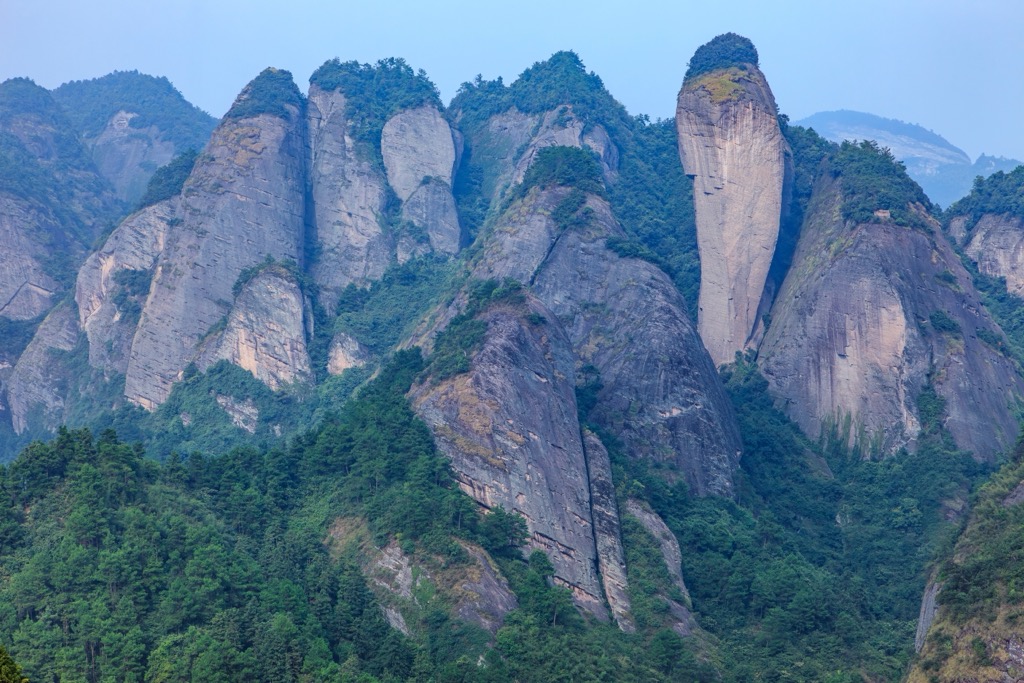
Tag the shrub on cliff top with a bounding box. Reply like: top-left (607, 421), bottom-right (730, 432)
top-left (225, 67), bottom-right (303, 120)
top-left (685, 33), bottom-right (759, 81)
top-left (309, 57), bottom-right (440, 154)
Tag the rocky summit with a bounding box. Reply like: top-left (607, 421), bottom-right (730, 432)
top-left (1, 33), bottom-right (1023, 683)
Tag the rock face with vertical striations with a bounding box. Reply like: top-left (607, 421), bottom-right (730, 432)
top-left (759, 176), bottom-right (1024, 460)
top-left (381, 105), bottom-right (462, 257)
top-left (582, 429), bottom-right (634, 632)
top-left (676, 35), bottom-right (791, 366)
top-left (410, 298), bottom-right (608, 619)
top-left (474, 184), bottom-right (741, 495)
top-left (75, 199), bottom-right (174, 376)
top-left (197, 266), bottom-right (312, 389)
top-left (124, 69), bottom-right (307, 410)
top-left (6, 303), bottom-right (81, 434)
top-left (956, 213), bottom-right (1024, 295)
top-left (306, 84), bottom-right (392, 308)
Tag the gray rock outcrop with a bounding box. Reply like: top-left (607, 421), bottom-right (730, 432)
top-left (198, 267), bottom-right (312, 389)
top-left (307, 84), bottom-right (392, 309)
top-left (76, 199), bottom-right (174, 375)
top-left (327, 331), bottom-right (371, 375)
top-left (759, 179), bottom-right (1024, 459)
top-left (124, 73), bottom-right (307, 409)
top-left (677, 65), bottom-right (791, 366)
top-left (475, 186), bottom-right (741, 495)
top-left (6, 303), bottom-right (81, 434)
top-left (582, 430), bottom-right (634, 632)
top-left (961, 214), bottom-right (1024, 295)
top-left (411, 299), bottom-right (608, 619)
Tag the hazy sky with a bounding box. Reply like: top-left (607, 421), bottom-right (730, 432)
top-left (2, 0), bottom-right (1022, 160)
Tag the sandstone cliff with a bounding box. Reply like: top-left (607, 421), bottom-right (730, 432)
top-left (6, 302), bottom-right (81, 434)
top-left (956, 214), bottom-right (1024, 295)
top-left (197, 266), bottom-right (313, 389)
top-left (75, 198), bottom-right (174, 376)
top-left (759, 177), bottom-right (1023, 459)
top-left (677, 63), bottom-right (791, 366)
top-left (306, 84), bottom-right (392, 307)
top-left (475, 185), bottom-right (741, 495)
top-left (124, 69), bottom-right (307, 409)
top-left (410, 298), bottom-right (609, 620)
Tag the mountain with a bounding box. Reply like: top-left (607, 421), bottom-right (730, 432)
top-left (52, 71), bottom-right (218, 204)
top-left (796, 110), bottom-right (1021, 208)
top-left (1, 34), bottom-right (1023, 682)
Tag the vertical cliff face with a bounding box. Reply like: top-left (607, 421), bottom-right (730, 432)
top-left (306, 84), bottom-right (391, 307)
top-left (955, 214), bottom-right (1024, 295)
top-left (75, 199), bottom-right (173, 375)
top-left (381, 105), bottom-right (462, 258)
top-left (410, 299), bottom-right (608, 620)
top-left (6, 303), bottom-right (81, 434)
top-left (474, 184), bottom-right (741, 495)
top-left (759, 177), bottom-right (1024, 459)
top-left (124, 69), bottom-right (307, 410)
top-left (197, 266), bottom-right (312, 389)
top-left (0, 78), bottom-right (122, 321)
top-left (677, 50), bottom-right (791, 366)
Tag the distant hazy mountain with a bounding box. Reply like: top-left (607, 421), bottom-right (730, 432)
top-left (796, 110), bottom-right (1021, 207)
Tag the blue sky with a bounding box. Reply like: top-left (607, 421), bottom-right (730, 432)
top-left (2, 0), bottom-right (1022, 160)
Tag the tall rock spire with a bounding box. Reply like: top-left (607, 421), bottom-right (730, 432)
top-left (676, 34), bottom-right (791, 366)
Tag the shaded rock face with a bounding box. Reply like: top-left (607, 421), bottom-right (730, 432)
top-left (307, 85), bottom-right (392, 308)
top-left (6, 303), bottom-right (81, 434)
top-left (960, 214), bottom-right (1024, 295)
top-left (582, 430), bottom-right (634, 632)
top-left (455, 105), bottom-right (619, 215)
top-left (476, 186), bottom-right (741, 495)
top-left (759, 179), bottom-right (1023, 460)
top-left (0, 198), bottom-right (63, 320)
top-left (124, 104), bottom-right (307, 410)
top-left (89, 110), bottom-right (176, 204)
top-left (411, 302), bottom-right (607, 619)
top-left (677, 65), bottom-right (791, 366)
top-left (76, 199), bottom-right (173, 375)
top-left (198, 268), bottom-right (312, 390)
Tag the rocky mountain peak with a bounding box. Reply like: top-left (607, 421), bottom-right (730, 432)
top-left (676, 36), bottom-right (791, 366)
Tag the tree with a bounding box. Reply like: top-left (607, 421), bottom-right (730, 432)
top-left (0, 645), bottom-right (28, 683)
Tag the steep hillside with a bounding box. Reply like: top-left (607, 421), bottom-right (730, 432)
top-left (908, 446), bottom-right (1024, 683)
top-left (759, 138), bottom-right (1023, 460)
top-left (52, 71), bottom-right (218, 204)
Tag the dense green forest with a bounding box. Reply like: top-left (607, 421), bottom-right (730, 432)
top-left (52, 71), bottom-right (217, 149)
top-left (684, 33), bottom-right (760, 81)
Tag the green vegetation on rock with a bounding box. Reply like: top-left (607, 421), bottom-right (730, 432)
top-left (224, 68), bottom-right (303, 121)
top-left (831, 140), bottom-right (933, 229)
top-left (52, 70), bottom-right (216, 147)
top-left (685, 33), bottom-right (759, 81)
top-left (309, 57), bottom-right (440, 159)
top-left (136, 148), bottom-right (198, 209)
